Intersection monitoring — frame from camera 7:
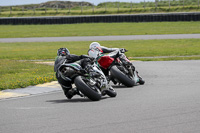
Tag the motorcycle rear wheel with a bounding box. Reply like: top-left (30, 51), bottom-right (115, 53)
top-left (110, 65), bottom-right (135, 87)
top-left (74, 76), bottom-right (101, 101)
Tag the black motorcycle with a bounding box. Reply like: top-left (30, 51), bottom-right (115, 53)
top-left (57, 61), bottom-right (116, 101)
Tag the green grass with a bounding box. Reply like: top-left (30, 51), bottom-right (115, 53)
top-left (0, 60), bottom-right (56, 90)
top-left (0, 22), bottom-right (200, 38)
top-left (1, 39), bottom-right (200, 90)
top-left (0, 39), bottom-right (200, 60)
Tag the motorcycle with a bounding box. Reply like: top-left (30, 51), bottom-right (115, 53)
top-left (88, 48), bottom-right (145, 87)
top-left (57, 60), bottom-right (117, 101)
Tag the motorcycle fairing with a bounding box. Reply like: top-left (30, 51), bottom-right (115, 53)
top-left (97, 56), bottom-right (114, 69)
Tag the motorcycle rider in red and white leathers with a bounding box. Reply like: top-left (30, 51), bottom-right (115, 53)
top-left (88, 42), bottom-right (145, 85)
top-left (88, 42), bottom-right (133, 68)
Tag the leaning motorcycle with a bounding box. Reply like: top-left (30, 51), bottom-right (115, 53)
top-left (88, 48), bottom-right (145, 87)
top-left (57, 61), bottom-right (117, 101)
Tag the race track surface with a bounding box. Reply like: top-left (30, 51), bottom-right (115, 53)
top-left (0, 60), bottom-right (200, 133)
top-left (0, 34), bottom-right (200, 42)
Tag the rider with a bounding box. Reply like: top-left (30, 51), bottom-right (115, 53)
top-left (54, 48), bottom-right (94, 99)
top-left (88, 42), bottom-right (133, 68)
top-left (88, 42), bottom-right (145, 85)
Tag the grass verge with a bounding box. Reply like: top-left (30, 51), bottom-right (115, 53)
top-left (0, 22), bottom-right (200, 38)
top-left (1, 39), bottom-right (200, 60)
top-left (0, 60), bottom-right (56, 90)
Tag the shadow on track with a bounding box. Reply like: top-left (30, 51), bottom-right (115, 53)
top-left (46, 97), bottom-right (108, 104)
top-left (112, 85), bottom-right (130, 89)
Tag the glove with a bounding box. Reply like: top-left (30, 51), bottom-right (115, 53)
top-left (89, 57), bottom-right (95, 61)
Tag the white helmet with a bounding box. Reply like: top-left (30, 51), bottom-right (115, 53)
top-left (89, 42), bottom-right (101, 49)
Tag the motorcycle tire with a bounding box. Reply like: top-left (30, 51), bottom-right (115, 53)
top-left (110, 65), bottom-right (135, 87)
top-left (74, 76), bottom-right (101, 101)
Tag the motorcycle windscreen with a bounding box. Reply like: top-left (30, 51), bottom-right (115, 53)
top-left (97, 56), bottom-right (114, 69)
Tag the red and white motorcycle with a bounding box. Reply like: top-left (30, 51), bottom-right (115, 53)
top-left (88, 48), bottom-right (145, 87)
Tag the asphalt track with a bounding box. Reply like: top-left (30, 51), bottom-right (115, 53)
top-left (0, 60), bottom-right (200, 133)
top-left (0, 34), bottom-right (200, 42)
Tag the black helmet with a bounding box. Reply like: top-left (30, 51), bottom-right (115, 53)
top-left (57, 48), bottom-right (70, 56)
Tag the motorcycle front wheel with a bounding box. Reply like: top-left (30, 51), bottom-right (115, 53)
top-left (74, 76), bottom-right (101, 101)
top-left (110, 65), bottom-right (135, 87)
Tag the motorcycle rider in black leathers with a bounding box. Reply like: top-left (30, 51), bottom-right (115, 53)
top-left (88, 42), bottom-right (145, 85)
top-left (54, 48), bottom-right (94, 99)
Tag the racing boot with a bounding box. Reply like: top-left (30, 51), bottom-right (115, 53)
top-left (136, 71), bottom-right (145, 85)
top-left (102, 85), bottom-right (117, 97)
top-left (65, 87), bottom-right (78, 99)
